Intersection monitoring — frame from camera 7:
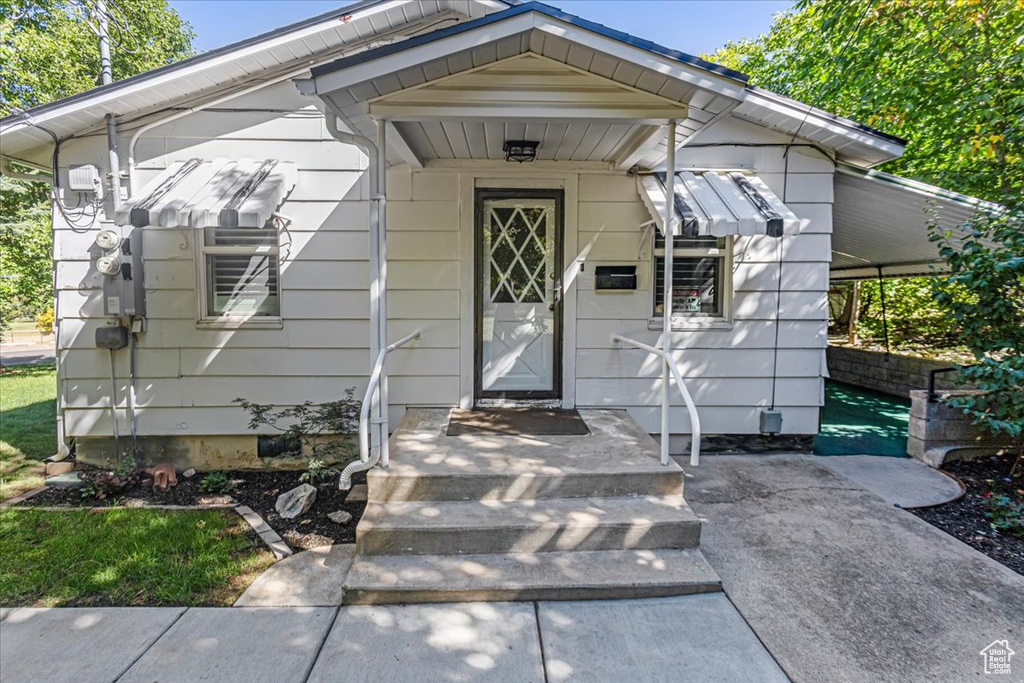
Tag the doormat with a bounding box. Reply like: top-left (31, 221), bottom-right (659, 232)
top-left (446, 408), bottom-right (590, 436)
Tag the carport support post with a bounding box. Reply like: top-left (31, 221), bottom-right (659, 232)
top-left (660, 121), bottom-right (676, 466)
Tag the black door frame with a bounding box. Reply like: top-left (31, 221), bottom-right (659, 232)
top-left (474, 188), bottom-right (565, 402)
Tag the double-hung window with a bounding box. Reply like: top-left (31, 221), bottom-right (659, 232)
top-left (653, 233), bottom-right (730, 323)
top-left (199, 221), bottom-right (281, 324)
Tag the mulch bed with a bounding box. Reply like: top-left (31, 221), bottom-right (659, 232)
top-left (910, 454), bottom-right (1023, 576)
top-left (20, 466), bottom-right (366, 551)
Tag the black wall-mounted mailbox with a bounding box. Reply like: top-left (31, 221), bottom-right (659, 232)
top-left (595, 265), bottom-right (638, 291)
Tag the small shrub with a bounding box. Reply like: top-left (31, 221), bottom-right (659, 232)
top-left (35, 308), bottom-right (53, 336)
top-left (234, 390), bottom-right (359, 463)
top-left (199, 472), bottom-right (236, 494)
top-left (79, 456), bottom-right (142, 500)
top-left (299, 458), bottom-right (335, 484)
top-left (988, 494), bottom-right (1024, 536)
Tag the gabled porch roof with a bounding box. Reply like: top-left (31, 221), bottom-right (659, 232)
top-left (299, 2), bottom-right (906, 170)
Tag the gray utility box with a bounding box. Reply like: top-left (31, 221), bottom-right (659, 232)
top-left (101, 228), bottom-right (146, 318)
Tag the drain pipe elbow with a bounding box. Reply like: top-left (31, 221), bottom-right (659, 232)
top-left (338, 451), bottom-right (377, 491)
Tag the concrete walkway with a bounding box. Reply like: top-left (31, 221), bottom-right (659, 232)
top-left (815, 454), bottom-right (964, 508)
top-left (687, 454), bottom-right (1024, 683)
top-left (0, 594), bottom-right (786, 683)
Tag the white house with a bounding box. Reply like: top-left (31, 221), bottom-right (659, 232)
top-left (0, 0), bottom-right (985, 471)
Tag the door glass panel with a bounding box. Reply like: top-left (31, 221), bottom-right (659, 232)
top-left (480, 197), bottom-right (557, 394)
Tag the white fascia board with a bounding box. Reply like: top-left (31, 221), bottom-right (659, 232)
top-left (530, 18), bottom-right (748, 102)
top-left (738, 91), bottom-right (905, 165)
top-left (311, 13), bottom-right (537, 94)
top-left (0, 1), bottom-right (411, 136)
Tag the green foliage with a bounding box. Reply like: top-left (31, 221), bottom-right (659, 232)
top-left (856, 278), bottom-right (961, 347)
top-left (79, 462), bottom-right (142, 500)
top-left (0, 508), bottom-right (274, 606)
top-left (706, 0), bottom-right (1024, 203)
top-left (199, 472), bottom-right (236, 494)
top-left (0, 186), bottom-right (53, 328)
top-left (0, 0), bottom-right (194, 115)
top-left (299, 458), bottom-right (335, 484)
top-left (930, 207), bottom-right (1024, 467)
top-left (988, 494), bottom-right (1024, 536)
top-left (234, 389), bottom-right (360, 462)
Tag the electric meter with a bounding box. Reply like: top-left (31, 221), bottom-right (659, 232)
top-left (95, 230), bottom-right (121, 251)
top-left (97, 255), bottom-right (122, 277)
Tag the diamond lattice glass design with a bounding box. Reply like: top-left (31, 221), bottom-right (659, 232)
top-left (488, 206), bottom-right (548, 304)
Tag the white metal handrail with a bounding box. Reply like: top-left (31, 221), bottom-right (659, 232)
top-left (338, 329), bottom-right (421, 490)
top-left (612, 334), bottom-right (701, 467)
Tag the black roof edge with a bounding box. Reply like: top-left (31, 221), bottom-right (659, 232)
top-left (748, 86), bottom-right (907, 148)
top-left (0, 0), bottom-right (519, 129)
top-left (310, 1), bottom-right (750, 83)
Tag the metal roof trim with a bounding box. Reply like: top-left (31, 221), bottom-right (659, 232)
top-left (310, 2), bottom-right (750, 83)
top-left (835, 162), bottom-right (1000, 213)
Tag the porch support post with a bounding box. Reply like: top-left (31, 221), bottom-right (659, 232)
top-left (660, 120), bottom-right (676, 466)
top-left (376, 118), bottom-right (391, 468)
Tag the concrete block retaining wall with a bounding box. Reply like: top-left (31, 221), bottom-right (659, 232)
top-left (826, 345), bottom-right (965, 399)
top-left (907, 390), bottom-right (1011, 467)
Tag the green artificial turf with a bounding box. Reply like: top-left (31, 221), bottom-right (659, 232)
top-left (0, 364), bottom-right (56, 500)
top-left (814, 380), bottom-right (911, 457)
top-left (0, 508), bottom-right (275, 607)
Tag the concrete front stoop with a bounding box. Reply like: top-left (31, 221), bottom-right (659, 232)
top-left (342, 409), bottom-right (721, 604)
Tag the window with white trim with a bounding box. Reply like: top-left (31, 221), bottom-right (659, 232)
top-left (653, 233), bottom-right (729, 320)
top-left (199, 222), bottom-right (280, 321)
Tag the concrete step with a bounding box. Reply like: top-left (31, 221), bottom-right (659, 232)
top-left (342, 548), bottom-right (722, 604)
top-left (370, 409), bottom-right (684, 502)
top-left (357, 495), bottom-right (701, 555)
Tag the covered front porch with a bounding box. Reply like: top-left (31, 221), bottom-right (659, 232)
top-left (294, 3), bottom-right (832, 481)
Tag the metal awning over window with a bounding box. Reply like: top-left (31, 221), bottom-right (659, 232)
top-left (637, 171), bottom-right (799, 239)
top-left (115, 158), bottom-right (298, 228)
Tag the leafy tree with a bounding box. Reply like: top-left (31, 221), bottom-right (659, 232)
top-left (0, 0), bottom-right (193, 328)
top-left (706, 0), bottom-right (1024, 203)
top-left (1, 0), bottom-right (194, 115)
top-left (854, 277), bottom-right (961, 348)
top-left (931, 208), bottom-right (1024, 475)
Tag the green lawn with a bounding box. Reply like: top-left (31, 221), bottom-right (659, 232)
top-left (0, 363), bottom-right (56, 500)
top-left (0, 508), bottom-right (276, 607)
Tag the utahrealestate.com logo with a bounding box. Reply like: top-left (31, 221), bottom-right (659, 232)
top-left (980, 640), bottom-right (1015, 675)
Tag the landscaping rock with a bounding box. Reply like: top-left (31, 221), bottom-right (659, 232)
top-left (346, 484), bottom-right (368, 502)
top-left (327, 510), bottom-right (352, 525)
top-left (182, 468), bottom-right (196, 478)
top-left (276, 484), bottom-right (317, 519)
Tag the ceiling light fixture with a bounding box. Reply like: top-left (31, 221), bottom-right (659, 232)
top-left (503, 140), bottom-right (539, 163)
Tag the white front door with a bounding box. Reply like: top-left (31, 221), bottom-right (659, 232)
top-left (476, 191), bottom-right (562, 399)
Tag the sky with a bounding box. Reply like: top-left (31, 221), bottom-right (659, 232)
top-left (168, 0), bottom-right (794, 57)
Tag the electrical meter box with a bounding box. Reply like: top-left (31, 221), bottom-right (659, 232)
top-left (68, 165), bottom-right (101, 192)
top-left (100, 228), bottom-right (146, 319)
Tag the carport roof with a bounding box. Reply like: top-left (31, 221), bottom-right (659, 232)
top-left (830, 164), bottom-right (997, 280)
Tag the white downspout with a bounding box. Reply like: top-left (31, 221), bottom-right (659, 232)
top-left (660, 121), bottom-right (676, 466)
top-left (323, 109), bottom-right (386, 481)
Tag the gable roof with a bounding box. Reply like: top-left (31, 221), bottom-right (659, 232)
top-left (1, 0), bottom-right (906, 170)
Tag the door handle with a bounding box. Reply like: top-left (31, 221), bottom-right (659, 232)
top-left (549, 278), bottom-right (562, 311)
